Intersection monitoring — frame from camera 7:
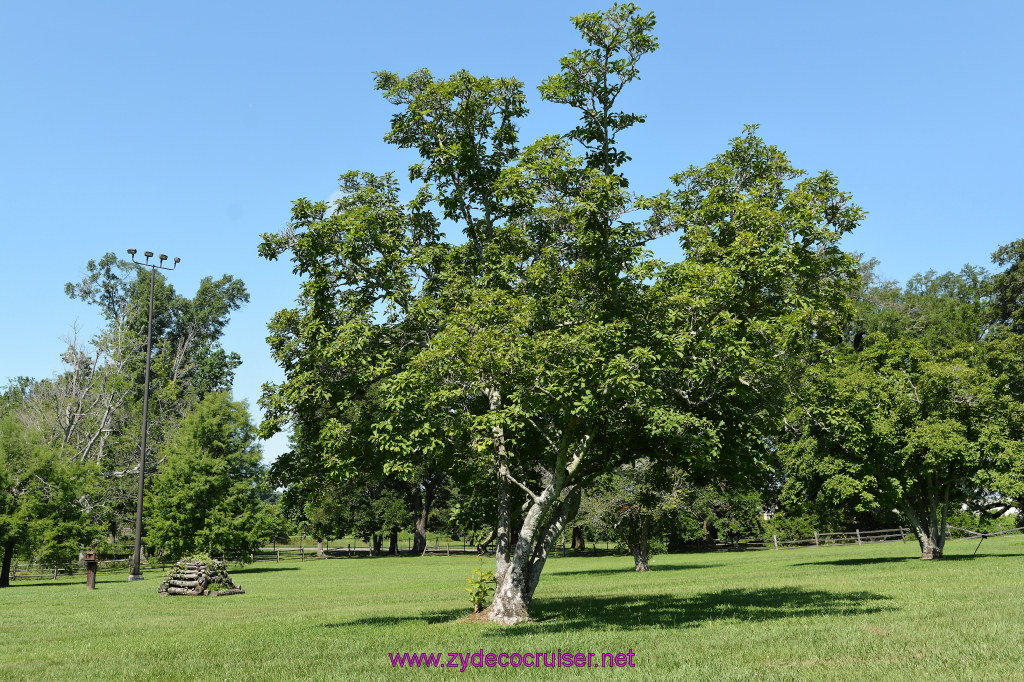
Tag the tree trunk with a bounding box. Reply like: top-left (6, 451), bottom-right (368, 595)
top-left (613, 516), bottom-right (651, 572)
top-left (1, 538), bottom-right (15, 588)
top-left (631, 539), bottom-right (650, 572)
top-left (571, 526), bottom-right (586, 551)
top-left (316, 539), bottom-right (325, 558)
top-left (633, 516), bottom-right (651, 572)
top-left (372, 533), bottom-right (383, 555)
top-left (485, 386), bottom-right (589, 625)
top-left (489, 559), bottom-right (532, 625)
top-left (630, 522), bottom-right (647, 569)
top-left (488, 387), bottom-right (511, 592)
top-left (475, 527), bottom-right (496, 555)
top-left (904, 500), bottom-right (946, 560)
top-left (412, 472), bottom-right (437, 555)
top-left (388, 528), bottom-right (399, 555)
top-left (490, 486), bottom-right (580, 624)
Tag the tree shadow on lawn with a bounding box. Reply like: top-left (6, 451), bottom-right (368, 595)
top-left (229, 565), bottom-right (300, 575)
top-left (3, 580), bottom-right (84, 588)
top-left (495, 587), bottom-right (894, 633)
top-left (328, 586), bottom-right (893, 631)
top-left (793, 552), bottom-right (1024, 568)
top-left (323, 608), bottom-right (468, 628)
top-left (551, 563), bottom-right (722, 578)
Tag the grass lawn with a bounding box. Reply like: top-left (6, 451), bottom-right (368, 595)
top-left (1, 535), bottom-right (1021, 680)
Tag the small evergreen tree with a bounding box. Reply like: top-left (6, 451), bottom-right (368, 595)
top-left (147, 392), bottom-right (281, 561)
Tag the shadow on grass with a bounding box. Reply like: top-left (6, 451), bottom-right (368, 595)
top-left (793, 552), bottom-right (1024, 568)
top-left (326, 586), bottom-right (893, 631)
top-left (229, 565), bottom-right (300, 575)
top-left (3, 580), bottom-right (83, 588)
top-left (551, 563), bottom-right (721, 578)
top-left (323, 608), bottom-right (467, 628)
top-left (792, 557), bottom-right (915, 567)
top-left (498, 587), bottom-right (894, 633)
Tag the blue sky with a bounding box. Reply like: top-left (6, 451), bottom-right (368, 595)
top-left (2, 1), bottom-right (1021, 464)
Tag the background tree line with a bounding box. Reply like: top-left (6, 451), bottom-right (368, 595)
top-left (1, 254), bottom-right (284, 586)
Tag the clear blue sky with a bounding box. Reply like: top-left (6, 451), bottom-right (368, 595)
top-left (2, 1), bottom-right (1021, 464)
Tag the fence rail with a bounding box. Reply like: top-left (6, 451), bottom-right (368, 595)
top-left (7, 524), bottom-right (1023, 582)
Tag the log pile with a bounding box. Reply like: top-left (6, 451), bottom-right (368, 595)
top-left (157, 559), bottom-right (244, 597)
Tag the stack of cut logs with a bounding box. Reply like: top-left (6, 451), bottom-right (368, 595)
top-left (157, 559), bottom-right (244, 597)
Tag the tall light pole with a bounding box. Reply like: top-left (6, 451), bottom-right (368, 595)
top-left (127, 249), bottom-right (179, 581)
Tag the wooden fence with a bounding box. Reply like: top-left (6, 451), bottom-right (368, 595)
top-left (727, 523), bottom-right (1024, 552)
top-left (7, 524), bottom-right (1023, 582)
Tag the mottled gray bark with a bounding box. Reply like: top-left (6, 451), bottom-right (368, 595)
top-left (412, 472), bottom-right (437, 556)
top-left (903, 481), bottom-right (951, 559)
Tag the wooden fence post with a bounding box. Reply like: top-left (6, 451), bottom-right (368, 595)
top-left (813, 531), bottom-right (819, 547)
top-left (900, 527), bottom-right (906, 543)
top-left (773, 535), bottom-right (779, 550)
top-left (276, 550), bottom-right (280, 563)
top-left (856, 529), bottom-right (862, 546)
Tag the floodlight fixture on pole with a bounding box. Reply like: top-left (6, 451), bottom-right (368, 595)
top-left (127, 248), bottom-right (180, 582)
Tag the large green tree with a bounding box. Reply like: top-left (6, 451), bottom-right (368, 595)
top-left (784, 334), bottom-right (1019, 559)
top-left (1, 405), bottom-right (97, 587)
top-left (260, 3), bottom-right (861, 624)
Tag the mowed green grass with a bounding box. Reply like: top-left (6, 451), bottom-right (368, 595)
top-left (1, 536), bottom-right (1022, 681)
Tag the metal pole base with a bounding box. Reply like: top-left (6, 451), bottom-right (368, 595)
top-left (128, 573), bottom-right (145, 581)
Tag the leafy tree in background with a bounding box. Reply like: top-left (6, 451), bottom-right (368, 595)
top-left (1, 402), bottom-right (98, 587)
top-left (146, 392), bottom-right (281, 561)
top-left (665, 479), bottom-right (767, 547)
top-left (991, 239), bottom-right (1024, 333)
top-left (577, 459), bottom-right (678, 571)
top-left (32, 252), bottom-right (251, 544)
top-left (852, 257), bottom-right (992, 349)
top-left (259, 3), bottom-right (861, 624)
top-left (784, 334), bottom-right (1020, 559)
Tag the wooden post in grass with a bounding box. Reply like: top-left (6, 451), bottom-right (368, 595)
top-left (773, 534), bottom-right (779, 550)
top-left (856, 529), bottom-right (862, 546)
top-left (900, 527), bottom-right (906, 543)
